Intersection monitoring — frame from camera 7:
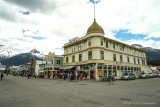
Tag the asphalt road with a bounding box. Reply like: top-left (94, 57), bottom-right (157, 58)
top-left (0, 75), bottom-right (160, 107)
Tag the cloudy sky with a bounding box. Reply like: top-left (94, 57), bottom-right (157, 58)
top-left (0, 0), bottom-right (160, 55)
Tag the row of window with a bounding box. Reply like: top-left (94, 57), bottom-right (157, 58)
top-left (97, 64), bottom-right (141, 71)
top-left (70, 43), bottom-right (83, 53)
top-left (46, 60), bottom-right (61, 65)
top-left (88, 38), bottom-right (145, 57)
top-left (44, 67), bottom-right (60, 70)
top-left (65, 51), bottom-right (146, 65)
top-left (113, 54), bottom-right (145, 65)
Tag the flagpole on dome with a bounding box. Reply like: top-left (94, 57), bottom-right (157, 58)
top-left (94, 4), bottom-right (95, 20)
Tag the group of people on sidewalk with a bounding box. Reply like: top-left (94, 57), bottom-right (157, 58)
top-left (47, 72), bottom-right (115, 84)
top-left (49, 72), bottom-right (89, 81)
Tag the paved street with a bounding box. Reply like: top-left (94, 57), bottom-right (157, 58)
top-left (0, 75), bottom-right (160, 107)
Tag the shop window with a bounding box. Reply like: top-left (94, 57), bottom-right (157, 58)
top-left (97, 64), bottom-right (102, 69)
top-left (54, 67), bottom-right (59, 70)
top-left (104, 65), bottom-right (107, 69)
top-left (121, 66), bottom-right (123, 70)
top-left (125, 66), bottom-right (127, 70)
top-left (128, 66), bottom-right (130, 70)
top-left (113, 65), bottom-right (116, 71)
top-left (113, 71), bottom-right (117, 76)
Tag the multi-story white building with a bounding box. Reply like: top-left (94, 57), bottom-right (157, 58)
top-left (63, 18), bottom-right (149, 80)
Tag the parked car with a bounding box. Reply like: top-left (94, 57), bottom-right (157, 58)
top-left (148, 73), bottom-right (154, 78)
top-left (152, 72), bottom-right (158, 78)
top-left (121, 73), bottom-right (136, 80)
top-left (139, 73), bottom-right (150, 79)
top-left (156, 72), bottom-right (160, 78)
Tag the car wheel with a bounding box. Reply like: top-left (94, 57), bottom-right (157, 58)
top-left (127, 78), bottom-right (129, 80)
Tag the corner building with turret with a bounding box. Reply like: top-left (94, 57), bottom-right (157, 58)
top-left (62, 19), bottom-right (149, 80)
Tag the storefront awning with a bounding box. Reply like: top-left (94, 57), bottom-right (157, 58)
top-left (60, 66), bottom-right (75, 70)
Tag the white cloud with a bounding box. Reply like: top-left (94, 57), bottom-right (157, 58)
top-left (0, 0), bottom-right (160, 56)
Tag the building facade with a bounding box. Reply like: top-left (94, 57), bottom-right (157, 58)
top-left (0, 63), bottom-right (5, 71)
top-left (63, 19), bottom-right (148, 80)
top-left (44, 52), bottom-right (63, 78)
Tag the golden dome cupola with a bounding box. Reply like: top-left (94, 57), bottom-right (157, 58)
top-left (87, 19), bottom-right (104, 35)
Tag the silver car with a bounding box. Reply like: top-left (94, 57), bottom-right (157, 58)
top-left (139, 73), bottom-right (150, 79)
top-left (121, 73), bottom-right (136, 80)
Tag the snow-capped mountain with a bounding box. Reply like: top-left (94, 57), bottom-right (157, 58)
top-left (29, 49), bottom-right (44, 58)
top-left (131, 44), bottom-right (143, 48)
top-left (0, 49), bottom-right (44, 68)
top-left (132, 44), bottom-right (160, 52)
top-left (0, 48), bottom-right (13, 58)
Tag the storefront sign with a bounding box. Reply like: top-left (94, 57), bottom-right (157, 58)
top-left (97, 70), bottom-right (102, 76)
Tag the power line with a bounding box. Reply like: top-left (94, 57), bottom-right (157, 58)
top-left (1, 0), bottom-right (13, 32)
top-left (1, 0), bottom-right (5, 21)
top-left (6, 0), bottom-right (13, 23)
top-left (4, 0), bottom-right (21, 32)
top-left (10, 0), bottom-right (21, 26)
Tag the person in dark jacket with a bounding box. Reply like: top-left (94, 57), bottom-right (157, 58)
top-left (108, 73), bottom-right (113, 85)
top-left (1, 72), bottom-right (4, 81)
top-left (27, 73), bottom-right (30, 79)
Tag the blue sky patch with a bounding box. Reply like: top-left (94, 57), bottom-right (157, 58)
top-left (114, 30), bottom-right (146, 41)
top-left (55, 48), bottom-right (64, 51)
top-left (89, 0), bottom-right (101, 4)
top-left (23, 35), bottom-right (46, 40)
top-left (22, 29), bottom-right (30, 33)
top-left (19, 11), bottom-right (30, 15)
top-left (147, 38), bottom-right (160, 41)
top-left (33, 30), bottom-right (40, 34)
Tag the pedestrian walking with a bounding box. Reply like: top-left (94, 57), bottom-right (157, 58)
top-left (48, 73), bottom-right (51, 78)
top-left (108, 73), bottom-right (113, 85)
top-left (93, 72), bottom-right (95, 81)
top-left (27, 73), bottom-right (30, 79)
top-left (33, 73), bottom-right (36, 79)
top-left (64, 73), bottom-right (66, 80)
top-left (1, 72), bottom-right (4, 81)
top-left (67, 73), bottom-right (70, 79)
top-left (53, 73), bottom-right (55, 79)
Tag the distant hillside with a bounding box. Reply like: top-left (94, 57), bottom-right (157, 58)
top-left (147, 60), bottom-right (160, 66)
top-left (0, 53), bottom-right (43, 68)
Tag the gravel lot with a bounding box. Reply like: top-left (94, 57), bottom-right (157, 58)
top-left (0, 75), bottom-right (160, 107)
